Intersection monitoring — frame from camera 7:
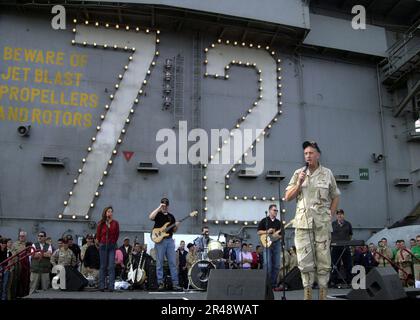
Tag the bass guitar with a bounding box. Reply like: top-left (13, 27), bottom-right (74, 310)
top-left (151, 210), bottom-right (198, 243)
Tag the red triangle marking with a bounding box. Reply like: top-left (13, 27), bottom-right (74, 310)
top-left (123, 151), bottom-right (134, 162)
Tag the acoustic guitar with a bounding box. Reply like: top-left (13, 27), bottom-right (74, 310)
top-left (151, 210), bottom-right (198, 243)
top-left (259, 219), bottom-right (294, 248)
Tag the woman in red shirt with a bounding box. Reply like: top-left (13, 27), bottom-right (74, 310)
top-left (96, 206), bottom-right (119, 291)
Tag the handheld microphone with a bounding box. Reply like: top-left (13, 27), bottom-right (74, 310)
top-left (303, 162), bottom-right (309, 173)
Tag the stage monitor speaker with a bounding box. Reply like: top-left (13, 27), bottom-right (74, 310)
top-left (65, 266), bottom-right (88, 291)
top-left (283, 266), bottom-right (303, 291)
top-left (347, 267), bottom-right (407, 300)
top-left (146, 259), bottom-right (158, 290)
top-left (206, 269), bottom-right (274, 300)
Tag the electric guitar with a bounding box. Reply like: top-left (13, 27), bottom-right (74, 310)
top-left (259, 219), bottom-right (294, 248)
top-left (151, 211), bottom-right (198, 243)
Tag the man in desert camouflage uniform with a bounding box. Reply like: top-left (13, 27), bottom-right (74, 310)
top-left (374, 238), bottom-right (393, 267)
top-left (412, 235), bottom-right (420, 284)
top-left (50, 238), bottom-right (77, 268)
top-left (285, 141), bottom-right (340, 300)
top-left (395, 240), bottom-right (413, 287)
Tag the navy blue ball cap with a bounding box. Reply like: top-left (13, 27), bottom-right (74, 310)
top-left (302, 141), bottom-right (321, 153)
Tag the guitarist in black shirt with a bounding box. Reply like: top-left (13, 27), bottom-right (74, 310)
top-left (148, 198), bottom-right (183, 291)
top-left (257, 204), bottom-right (282, 290)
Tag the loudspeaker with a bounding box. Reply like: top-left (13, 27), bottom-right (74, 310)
top-left (17, 125), bottom-right (30, 137)
top-left (146, 258), bottom-right (158, 290)
top-left (206, 269), bottom-right (274, 300)
top-left (65, 266), bottom-right (88, 291)
top-left (347, 267), bottom-right (407, 300)
top-left (283, 266), bottom-right (303, 291)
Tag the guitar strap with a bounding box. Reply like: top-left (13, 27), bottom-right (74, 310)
top-left (165, 212), bottom-right (175, 239)
top-left (162, 211), bottom-right (173, 229)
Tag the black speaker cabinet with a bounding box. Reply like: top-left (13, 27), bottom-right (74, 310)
top-left (65, 266), bottom-right (88, 291)
top-left (347, 267), bottom-right (407, 300)
top-left (206, 269), bottom-right (274, 300)
top-left (283, 266), bottom-right (303, 291)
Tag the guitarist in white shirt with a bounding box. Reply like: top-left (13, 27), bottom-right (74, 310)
top-left (257, 204), bottom-right (282, 290)
top-left (148, 198), bottom-right (182, 291)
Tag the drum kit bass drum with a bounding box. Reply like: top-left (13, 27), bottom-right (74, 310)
top-left (188, 240), bottom-right (224, 290)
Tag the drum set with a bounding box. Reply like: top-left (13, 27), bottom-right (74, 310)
top-left (187, 240), bottom-right (224, 291)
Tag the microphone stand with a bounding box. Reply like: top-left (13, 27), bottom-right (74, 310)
top-left (278, 178), bottom-right (287, 300)
top-left (264, 210), bottom-right (269, 289)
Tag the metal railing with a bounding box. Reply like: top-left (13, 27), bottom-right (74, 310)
top-left (374, 250), bottom-right (411, 281)
top-left (0, 246), bottom-right (40, 272)
top-left (380, 19), bottom-right (420, 83)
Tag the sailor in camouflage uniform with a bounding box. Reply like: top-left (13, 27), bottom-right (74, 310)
top-left (374, 238), bottom-right (393, 267)
top-left (395, 240), bottom-right (413, 287)
top-left (285, 141), bottom-right (340, 300)
top-left (50, 238), bottom-right (77, 268)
